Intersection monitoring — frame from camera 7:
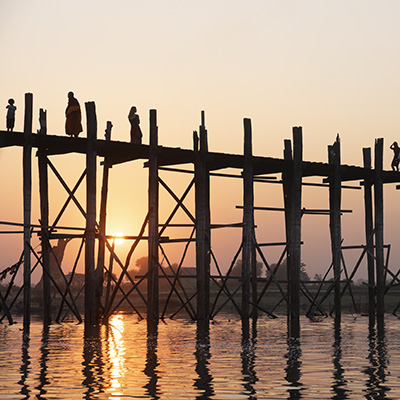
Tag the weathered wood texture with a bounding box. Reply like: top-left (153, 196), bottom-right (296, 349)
top-left (283, 128), bottom-right (302, 338)
top-left (23, 93), bottom-right (33, 329)
top-left (84, 102), bottom-right (98, 328)
top-left (148, 110), bottom-right (159, 320)
top-left (38, 108), bottom-right (51, 323)
top-left (329, 136), bottom-right (342, 324)
top-left (374, 139), bottom-right (385, 326)
top-left (242, 118), bottom-right (255, 319)
top-left (363, 148), bottom-right (375, 326)
top-left (96, 121), bottom-right (113, 316)
top-left (195, 114), bottom-right (211, 320)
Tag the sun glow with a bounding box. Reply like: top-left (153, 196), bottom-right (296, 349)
top-left (113, 232), bottom-right (125, 246)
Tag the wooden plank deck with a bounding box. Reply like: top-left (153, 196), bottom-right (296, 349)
top-left (1, 130), bottom-right (400, 183)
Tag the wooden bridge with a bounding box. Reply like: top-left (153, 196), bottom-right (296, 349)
top-left (1, 93), bottom-right (399, 337)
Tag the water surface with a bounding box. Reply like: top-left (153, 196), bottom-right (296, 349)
top-left (1, 314), bottom-right (399, 399)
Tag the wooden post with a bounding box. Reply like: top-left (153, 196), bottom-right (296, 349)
top-left (38, 108), bottom-right (51, 324)
top-left (329, 135), bottom-right (342, 325)
top-left (23, 93), bottom-right (33, 329)
top-left (242, 118), bottom-right (255, 319)
top-left (291, 128), bottom-right (302, 337)
top-left (85, 102), bottom-right (98, 330)
top-left (148, 109), bottom-right (159, 320)
top-left (96, 121), bottom-right (112, 318)
top-left (195, 111), bottom-right (210, 320)
top-left (283, 127), bottom-right (302, 338)
top-left (363, 148), bottom-right (375, 326)
top-left (283, 139), bottom-right (292, 329)
top-left (374, 138), bottom-right (385, 328)
top-left (104, 240), bottom-right (115, 312)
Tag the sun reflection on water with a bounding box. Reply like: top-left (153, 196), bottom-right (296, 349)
top-left (106, 314), bottom-right (125, 399)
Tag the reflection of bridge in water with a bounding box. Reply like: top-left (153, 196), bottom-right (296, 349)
top-left (1, 92), bottom-right (399, 337)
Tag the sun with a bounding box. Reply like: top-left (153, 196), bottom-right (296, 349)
top-left (112, 232), bottom-right (125, 245)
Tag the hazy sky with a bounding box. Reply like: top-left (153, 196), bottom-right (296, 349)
top-left (1, 0), bottom-right (400, 281)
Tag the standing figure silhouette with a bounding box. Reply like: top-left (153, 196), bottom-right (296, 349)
top-left (65, 92), bottom-right (83, 137)
top-left (128, 106), bottom-right (142, 144)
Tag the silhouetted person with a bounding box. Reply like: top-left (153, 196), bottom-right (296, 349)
top-left (390, 141), bottom-right (399, 171)
top-left (128, 106), bottom-right (142, 144)
top-left (6, 98), bottom-right (16, 132)
top-left (65, 92), bottom-right (83, 137)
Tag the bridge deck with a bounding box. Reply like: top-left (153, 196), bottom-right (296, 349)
top-left (1, 130), bottom-right (399, 184)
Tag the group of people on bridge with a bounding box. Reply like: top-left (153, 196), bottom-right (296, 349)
top-left (4, 92), bottom-right (142, 144)
top-left (65, 92), bottom-right (142, 144)
top-left (4, 94), bottom-right (400, 167)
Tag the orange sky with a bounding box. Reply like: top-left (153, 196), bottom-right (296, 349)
top-left (1, 0), bottom-right (400, 282)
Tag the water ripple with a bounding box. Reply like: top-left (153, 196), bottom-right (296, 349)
top-left (1, 315), bottom-right (400, 399)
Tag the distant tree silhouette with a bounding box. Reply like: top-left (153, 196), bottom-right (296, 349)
top-left (166, 263), bottom-right (180, 274)
top-left (133, 256), bottom-right (148, 278)
top-left (314, 273), bottom-right (323, 281)
top-left (34, 238), bottom-right (71, 294)
top-left (104, 270), bottom-right (117, 285)
top-left (267, 258), bottom-right (310, 281)
top-left (130, 257), bottom-right (185, 280)
top-left (230, 259), bottom-right (264, 277)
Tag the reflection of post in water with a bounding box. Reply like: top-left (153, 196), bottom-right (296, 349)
top-left (36, 323), bottom-right (50, 399)
top-left (364, 324), bottom-right (390, 399)
top-left (194, 319), bottom-right (214, 399)
top-left (82, 326), bottom-right (104, 399)
top-left (285, 336), bottom-right (303, 399)
top-left (377, 313), bottom-right (385, 339)
top-left (18, 326), bottom-right (31, 398)
top-left (144, 319), bottom-right (160, 399)
top-left (85, 318), bottom-right (101, 338)
top-left (331, 323), bottom-right (349, 399)
top-left (241, 318), bottom-right (258, 397)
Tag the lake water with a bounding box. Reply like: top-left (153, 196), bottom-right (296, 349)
top-left (1, 314), bottom-right (399, 399)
